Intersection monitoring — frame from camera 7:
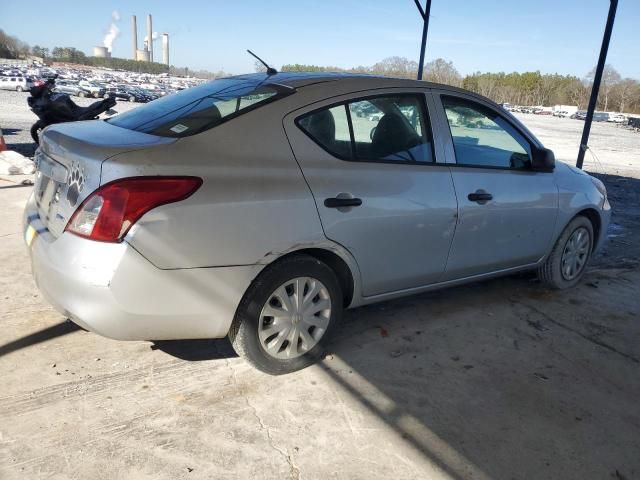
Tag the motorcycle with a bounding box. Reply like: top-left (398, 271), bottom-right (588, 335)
top-left (28, 76), bottom-right (117, 144)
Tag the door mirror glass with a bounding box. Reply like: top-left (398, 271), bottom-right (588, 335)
top-left (532, 147), bottom-right (555, 171)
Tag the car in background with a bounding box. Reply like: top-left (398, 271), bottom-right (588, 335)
top-left (607, 113), bottom-right (627, 124)
top-left (53, 80), bottom-right (92, 97)
top-left (0, 76), bottom-right (34, 92)
top-left (24, 72), bottom-right (611, 374)
top-left (106, 85), bottom-right (150, 103)
top-left (593, 112), bottom-right (609, 122)
top-left (78, 80), bottom-right (107, 98)
top-left (571, 111), bottom-right (587, 120)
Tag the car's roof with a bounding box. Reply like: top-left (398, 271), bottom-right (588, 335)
top-left (227, 71), bottom-right (471, 95)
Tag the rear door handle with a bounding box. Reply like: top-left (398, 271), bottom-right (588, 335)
top-left (324, 197), bottom-right (362, 208)
top-left (467, 191), bottom-right (493, 203)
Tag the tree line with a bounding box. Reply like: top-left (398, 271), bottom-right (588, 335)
top-left (280, 57), bottom-right (640, 114)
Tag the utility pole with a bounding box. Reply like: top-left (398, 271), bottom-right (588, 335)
top-left (414, 0), bottom-right (432, 80)
top-left (576, 0), bottom-right (618, 169)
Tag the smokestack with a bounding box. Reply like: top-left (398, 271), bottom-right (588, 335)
top-left (147, 14), bottom-right (153, 62)
top-left (131, 15), bottom-right (137, 60)
top-left (162, 33), bottom-right (169, 66)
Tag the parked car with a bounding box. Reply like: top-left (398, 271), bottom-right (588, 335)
top-left (607, 113), bottom-right (627, 124)
top-left (106, 85), bottom-right (149, 102)
top-left (53, 80), bottom-right (92, 97)
top-left (78, 80), bottom-right (107, 98)
top-left (0, 76), bottom-right (34, 92)
top-left (593, 112), bottom-right (609, 122)
top-left (571, 111), bottom-right (587, 120)
top-left (24, 73), bottom-right (611, 374)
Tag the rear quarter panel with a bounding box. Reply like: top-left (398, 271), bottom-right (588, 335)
top-left (102, 103), bottom-right (327, 269)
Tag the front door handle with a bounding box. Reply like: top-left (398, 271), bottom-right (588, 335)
top-left (324, 197), bottom-right (362, 208)
top-left (467, 190), bottom-right (493, 204)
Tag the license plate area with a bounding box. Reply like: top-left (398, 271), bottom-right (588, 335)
top-left (34, 151), bottom-right (68, 228)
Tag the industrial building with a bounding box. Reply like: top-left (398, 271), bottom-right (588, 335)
top-left (93, 13), bottom-right (169, 65)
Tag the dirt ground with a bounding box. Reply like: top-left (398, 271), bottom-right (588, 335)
top-left (1, 95), bottom-right (639, 479)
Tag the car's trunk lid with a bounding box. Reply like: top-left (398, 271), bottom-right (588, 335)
top-left (33, 119), bottom-right (176, 238)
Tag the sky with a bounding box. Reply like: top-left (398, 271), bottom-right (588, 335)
top-left (1, 0), bottom-right (639, 79)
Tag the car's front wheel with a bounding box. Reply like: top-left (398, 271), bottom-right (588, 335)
top-left (229, 255), bottom-right (342, 375)
top-left (538, 216), bottom-right (594, 289)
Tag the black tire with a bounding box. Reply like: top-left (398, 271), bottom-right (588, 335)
top-left (16, 86), bottom-right (23, 92)
top-left (30, 121), bottom-right (45, 144)
top-left (538, 216), bottom-right (594, 289)
top-left (129, 95), bottom-right (135, 102)
top-left (229, 254), bottom-right (343, 375)
top-left (78, 91), bottom-right (85, 98)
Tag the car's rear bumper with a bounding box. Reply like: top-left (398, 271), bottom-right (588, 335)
top-left (24, 195), bottom-right (262, 340)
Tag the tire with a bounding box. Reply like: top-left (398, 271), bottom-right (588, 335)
top-left (30, 121), bottom-right (45, 144)
top-left (78, 91), bottom-right (85, 98)
top-left (229, 254), bottom-right (343, 375)
top-left (538, 216), bottom-right (594, 289)
top-left (16, 86), bottom-right (23, 92)
top-left (129, 95), bottom-right (136, 102)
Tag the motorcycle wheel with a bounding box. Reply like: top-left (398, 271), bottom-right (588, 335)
top-left (31, 121), bottom-right (45, 144)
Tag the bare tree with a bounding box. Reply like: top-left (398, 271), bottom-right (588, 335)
top-left (611, 78), bottom-right (638, 113)
top-left (586, 64), bottom-right (621, 111)
top-left (423, 58), bottom-right (461, 86)
top-left (254, 59), bottom-right (267, 73)
top-left (369, 56), bottom-right (418, 79)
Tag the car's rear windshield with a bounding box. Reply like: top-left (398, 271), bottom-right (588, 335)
top-left (107, 77), bottom-right (294, 137)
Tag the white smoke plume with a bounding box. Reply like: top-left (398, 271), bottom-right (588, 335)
top-left (143, 32), bottom-right (159, 43)
top-left (103, 10), bottom-right (121, 53)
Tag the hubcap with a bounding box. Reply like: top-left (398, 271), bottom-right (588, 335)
top-left (258, 277), bottom-right (331, 360)
top-left (561, 227), bottom-right (591, 281)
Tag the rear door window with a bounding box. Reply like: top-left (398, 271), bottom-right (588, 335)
top-left (297, 105), bottom-right (352, 159)
top-left (298, 94), bottom-right (434, 163)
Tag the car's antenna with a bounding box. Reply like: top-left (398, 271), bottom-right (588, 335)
top-left (247, 50), bottom-right (278, 75)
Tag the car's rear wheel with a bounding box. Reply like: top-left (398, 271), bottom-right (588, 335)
top-left (538, 216), bottom-right (594, 289)
top-left (229, 255), bottom-right (342, 375)
top-left (129, 95), bottom-right (135, 102)
top-left (16, 86), bottom-right (23, 92)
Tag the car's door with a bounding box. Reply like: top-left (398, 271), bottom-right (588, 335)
top-left (432, 91), bottom-right (558, 280)
top-left (284, 90), bottom-right (458, 297)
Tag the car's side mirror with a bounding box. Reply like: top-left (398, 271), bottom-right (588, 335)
top-left (531, 147), bottom-right (555, 172)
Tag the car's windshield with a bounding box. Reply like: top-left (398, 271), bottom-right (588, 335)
top-left (108, 77), bottom-right (293, 138)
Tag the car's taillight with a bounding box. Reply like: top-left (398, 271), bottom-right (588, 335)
top-left (65, 176), bottom-right (202, 242)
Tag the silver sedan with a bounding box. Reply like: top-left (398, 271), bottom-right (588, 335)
top-left (24, 73), bottom-right (611, 374)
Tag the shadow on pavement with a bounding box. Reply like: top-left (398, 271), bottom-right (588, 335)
top-left (0, 320), bottom-right (81, 358)
top-left (151, 338), bottom-right (238, 361)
